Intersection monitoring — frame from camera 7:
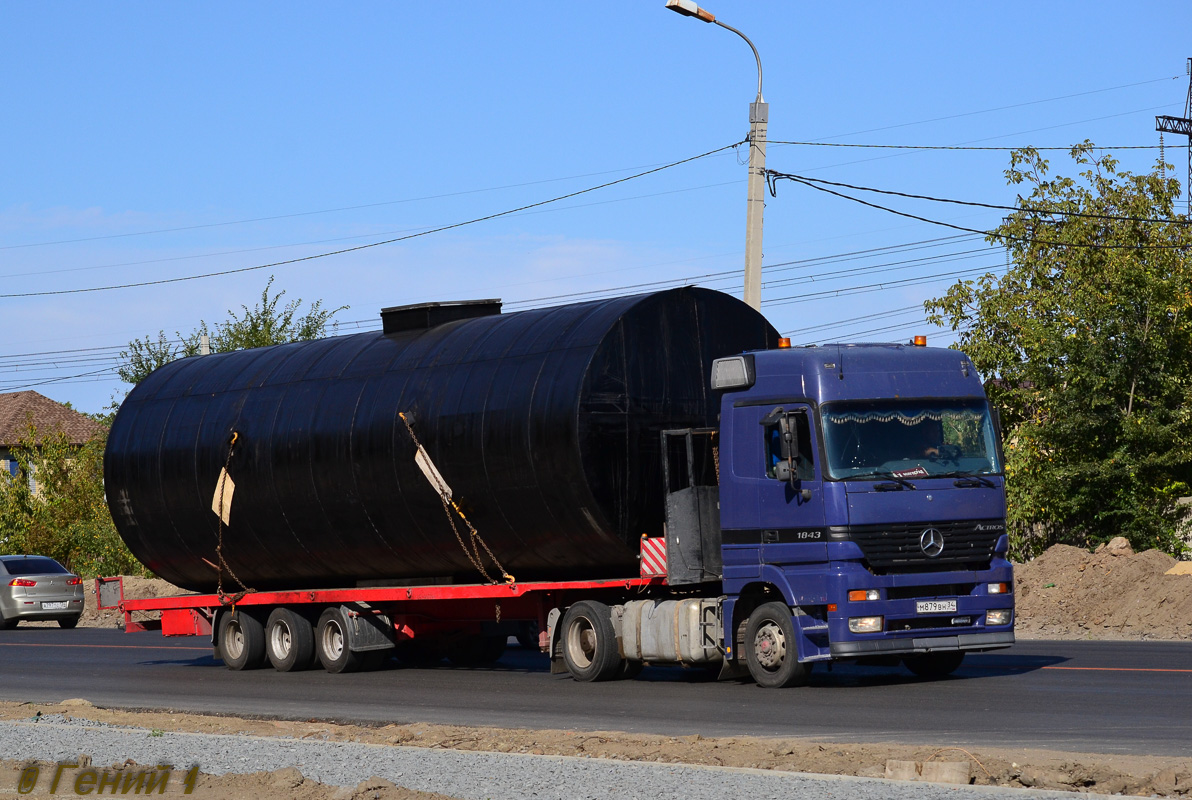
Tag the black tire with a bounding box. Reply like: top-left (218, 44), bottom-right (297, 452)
top-left (744, 601), bottom-right (812, 688)
top-left (903, 651), bottom-right (965, 678)
top-left (316, 607), bottom-right (363, 674)
top-left (218, 609), bottom-right (266, 671)
top-left (560, 601), bottom-right (621, 682)
top-left (57, 616), bottom-right (80, 629)
top-left (265, 608), bottom-right (316, 672)
top-left (448, 634), bottom-right (507, 667)
top-left (0, 610), bottom-right (18, 630)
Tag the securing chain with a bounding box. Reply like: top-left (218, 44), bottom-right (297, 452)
top-left (398, 412), bottom-right (514, 586)
top-left (214, 431), bottom-right (255, 608)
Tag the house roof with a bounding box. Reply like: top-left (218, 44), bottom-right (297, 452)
top-left (0, 391), bottom-right (103, 446)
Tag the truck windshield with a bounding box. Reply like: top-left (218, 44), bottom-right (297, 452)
top-left (821, 399), bottom-right (1002, 480)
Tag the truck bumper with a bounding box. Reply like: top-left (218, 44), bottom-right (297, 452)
top-left (830, 630), bottom-right (1014, 658)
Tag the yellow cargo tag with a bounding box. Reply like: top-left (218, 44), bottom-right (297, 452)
top-left (211, 467), bottom-right (235, 525)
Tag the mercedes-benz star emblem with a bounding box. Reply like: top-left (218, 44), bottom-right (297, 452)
top-left (919, 528), bottom-right (944, 557)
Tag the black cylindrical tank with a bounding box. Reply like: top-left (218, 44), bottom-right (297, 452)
top-left (105, 287), bottom-right (778, 591)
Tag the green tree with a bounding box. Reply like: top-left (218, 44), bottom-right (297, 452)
top-left (927, 142), bottom-right (1192, 558)
top-left (0, 420), bottom-right (147, 577)
top-left (118, 276), bottom-right (347, 384)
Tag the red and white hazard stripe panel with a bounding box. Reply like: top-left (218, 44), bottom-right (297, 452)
top-left (640, 536), bottom-right (667, 577)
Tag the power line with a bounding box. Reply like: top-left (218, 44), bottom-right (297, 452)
top-left (0, 159), bottom-right (715, 251)
top-left (806, 76), bottom-right (1181, 141)
top-left (0, 141), bottom-right (742, 300)
top-left (770, 141), bottom-right (1182, 151)
top-left (765, 264), bottom-right (1007, 307)
top-left (770, 172), bottom-right (1192, 226)
top-left (768, 174), bottom-right (1192, 251)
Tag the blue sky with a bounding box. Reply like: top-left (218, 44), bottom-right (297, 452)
top-left (3, 2), bottom-right (1190, 414)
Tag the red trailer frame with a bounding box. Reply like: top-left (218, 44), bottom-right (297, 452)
top-left (101, 536), bottom-right (673, 675)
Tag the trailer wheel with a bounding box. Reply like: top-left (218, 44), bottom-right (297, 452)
top-left (218, 609), bottom-right (266, 671)
top-left (266, 608), bottom-right (315, 672)
top-left (316, 607), bottom-right (363, 674)
top-left (560, 601), bottom-right (621, 682)
top-left (744, 601), bottom-right (811, 688)
top-left (903, 651), bottom-right (965, 678)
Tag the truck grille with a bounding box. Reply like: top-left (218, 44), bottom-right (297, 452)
top-left (841, 520), bottom-right (1004, 574)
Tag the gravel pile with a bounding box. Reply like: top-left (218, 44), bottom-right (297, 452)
top-left (1, 719), bottom-right (1094, 800)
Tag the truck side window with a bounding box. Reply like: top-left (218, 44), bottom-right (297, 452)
top-left (764, 411), bottom-right (814, 481)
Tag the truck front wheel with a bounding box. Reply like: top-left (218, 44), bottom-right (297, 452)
top-left (218, 609), bottom-right (266, 671)
top-left (903, 651), bottom-right (965, 678)
top-left (744, 602), bottom-right (811, 688)
top-left (560, 601), bottom-right (621, 682)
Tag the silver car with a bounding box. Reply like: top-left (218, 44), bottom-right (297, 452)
top-left (0, 555), bottom-right (84, 628)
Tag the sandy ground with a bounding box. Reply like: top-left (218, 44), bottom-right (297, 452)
top-left (7, 541), bottom-right (1191, 797)
top-left (0, 700), bottom-right (1190, 797)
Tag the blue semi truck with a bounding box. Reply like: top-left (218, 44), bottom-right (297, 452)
top-left (109, 289), bottom-right (1011, 687)
top-left (694, 340), bottom-right (1013, 686)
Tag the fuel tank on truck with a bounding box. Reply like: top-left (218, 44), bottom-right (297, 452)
top-left (105, 287), bottom-right (779, 592)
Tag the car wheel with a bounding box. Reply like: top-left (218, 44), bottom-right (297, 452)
top-left (218, 609), bottom-right (267, 670)
top-left (265, 608), bottom-right (316, 672)
top-left (560, 601), bottom-right (621, 682)
top-left (57, 616), bottom-right (80, 629)
top-left (744, 601), bottom-right (812, 688)
top-left (903, 651), bottom-right (965, 678)
top-left (0, 610), bottom-right (17, 630)
top-left (316, 607), bottom-right (363, 674)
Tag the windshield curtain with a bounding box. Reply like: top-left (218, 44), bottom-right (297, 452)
top-left (821, 399), bottom-right (1002, 480)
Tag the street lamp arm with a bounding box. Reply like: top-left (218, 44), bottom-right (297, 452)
top-left (713, 19), bottom-right (763, 102)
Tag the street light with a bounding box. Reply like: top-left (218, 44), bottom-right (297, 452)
top-left (666, 0), bottom-right (767, 311)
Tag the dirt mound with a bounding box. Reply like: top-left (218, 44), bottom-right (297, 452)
top-left (1014, 539), bottom-right (1192, 640)
top-left (79, 576), bottom-right (193, 628)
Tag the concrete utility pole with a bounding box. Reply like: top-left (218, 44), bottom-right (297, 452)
top-left (1155, 58), bottom-right (1192, 214)
top-left (666, 0), bottom-right (767, 310)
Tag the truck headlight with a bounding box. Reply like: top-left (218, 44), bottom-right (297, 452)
top-left (848, 616), bottom-right (883, 633)
top-left (986, 609), bottom-right (1012, 626)
top-left (848, 589), bottom-right (880, 602)
top-left (987, 582), bottom-right (1010, 594)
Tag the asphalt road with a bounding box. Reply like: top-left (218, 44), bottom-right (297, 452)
top-left (0, 628), bottom-right (1188, 757)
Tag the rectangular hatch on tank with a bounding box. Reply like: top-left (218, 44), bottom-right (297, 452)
top-left (380, 299), bottom-right (502, 334)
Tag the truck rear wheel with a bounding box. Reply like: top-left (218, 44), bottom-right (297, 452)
top-left (266, 608), bottom-right (315, 672)
top-left (316, 607), bottom-right (363, 674)
top-left (903, 651), bottom-right (965, 678)
top-left (744, 601), bottom-right (811, 688)
top-left (218, 609), bottom-right (266, 671)
top-left (560, 601), bottom-right (621, 682)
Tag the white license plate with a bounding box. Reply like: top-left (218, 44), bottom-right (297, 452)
top-left (40, 601), bottom-right (69, 610)
top-left (916, 600), bottom-right (957, 614)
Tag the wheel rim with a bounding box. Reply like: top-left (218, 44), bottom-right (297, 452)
top-left (270, 620), bottom-right (292, 659)
top-left (753, 620), bottom-right (786, 671)
top-left (322, 619), bottom-right (345, 661)
top-left (565, 616), bottom-right (596, 669)
top-left (224, 619), bottom-right (245, 660)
